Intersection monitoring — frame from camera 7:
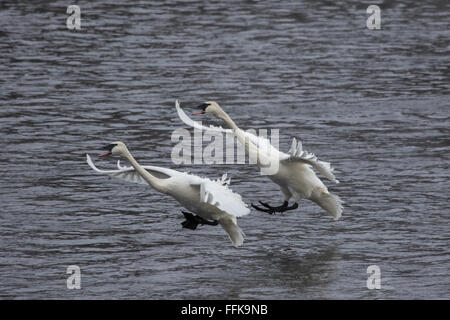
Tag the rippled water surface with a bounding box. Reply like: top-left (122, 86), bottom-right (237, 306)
top-left (1, 0), bottom-right (449, 299)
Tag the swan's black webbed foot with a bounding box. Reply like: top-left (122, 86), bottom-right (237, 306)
top-left (251, 201), bottom-right (298, 215)
top-left (181, 212), bottom-right (199, 230)
top-left (181, 211), bottom-right (219, 230)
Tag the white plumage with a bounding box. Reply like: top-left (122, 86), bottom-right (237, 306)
top-left (176, 100), bottom-right (343, 220)
top-left (86, 142), bottom-right (250, 247)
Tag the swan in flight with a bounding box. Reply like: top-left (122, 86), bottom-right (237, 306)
top-left (86, 141), bottom-right (250, 247)
top-left (176, 100), bottom-right (343, 220)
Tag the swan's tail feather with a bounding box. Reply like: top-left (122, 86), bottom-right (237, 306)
top-left (311, 189), bottom-right (343, 220)
top-left (219, 217), bottom-right (245, 247)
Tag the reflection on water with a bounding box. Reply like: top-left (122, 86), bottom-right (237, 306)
top-left (0, 0), bottom-right (449, 299)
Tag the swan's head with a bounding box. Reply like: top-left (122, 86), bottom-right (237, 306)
top-left (193, 101), bottom-right (226, 119)
top-left (99, 141), bottom-right (127, 157)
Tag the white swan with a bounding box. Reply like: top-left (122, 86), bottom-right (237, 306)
top-left (86, 141), bottom-right (250, 247)
top-left (176, 101), bottom-right (343, 220)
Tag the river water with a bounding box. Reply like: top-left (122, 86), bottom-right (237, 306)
top-left (0, 0), bottom-right (449, 299)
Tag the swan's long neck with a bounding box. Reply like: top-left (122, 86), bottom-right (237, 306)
top-left (122, 149), bottom-right (168, 194)
top-left (218, 108), bottom-right (273, 172)
top-left (218, 111), bottom-right (239, 131)
top-left (218, 110), bottom-right (259, 157)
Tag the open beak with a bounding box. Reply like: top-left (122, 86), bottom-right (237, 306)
top-left (98, 151), bottom-right (111, 157)
top-left (193, 103), bottom-right (209, 115)
top-left (98, 143), bottom-right (117, 157)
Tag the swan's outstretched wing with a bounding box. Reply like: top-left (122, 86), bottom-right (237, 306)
top-left (86, 154), bottom-right (171, 185)
top-left (115, 159), bottom-right (175, 179)
top-left (176, 100), bottom-right (281, 158)
top-left (280, 138), bottom-right (339, 183)
top-left (176, 100), bottom-right (232, 134)
top-left (190, 178), bottom-right (250, 218)
top-left (87, 153), bottom-right (249, 217)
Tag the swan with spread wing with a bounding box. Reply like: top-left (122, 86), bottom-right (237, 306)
top-left (86, 141), bottom-right (250, 247)
top-left (176, 100), bottom-right (343, 220)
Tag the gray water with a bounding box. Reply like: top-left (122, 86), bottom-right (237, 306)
top-left (1, 0), bottom-right (449, 299)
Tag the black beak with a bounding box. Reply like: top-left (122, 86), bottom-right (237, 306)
top-left (193, 103), bottom-right (209, 115)
top-left (103, 144), bottom-right (116, 151)
top-left (196, 103), bottom-right (209, 110)
top-left (98, 143), bottom-right (117, 157)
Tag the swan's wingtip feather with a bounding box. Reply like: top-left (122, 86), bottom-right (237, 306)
top-left (86, 153), bottom-right (101, 172)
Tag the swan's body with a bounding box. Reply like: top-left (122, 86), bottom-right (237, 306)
top-left (177, 101), bottom-right (343, 220)
top-left (87, 142), bottom-right (250, 247)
